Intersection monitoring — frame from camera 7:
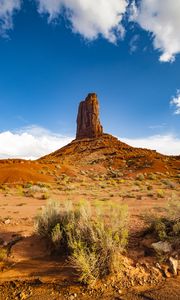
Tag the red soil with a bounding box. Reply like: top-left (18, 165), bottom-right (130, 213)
top-left (0, 134), bottom-right (179, 184)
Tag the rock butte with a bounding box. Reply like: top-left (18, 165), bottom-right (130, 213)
top-left (0, 93), bottom-right (180, 184)
top-left (39, 93), bottom-right (180, 177)
top-left (76, 93), bottom-right (103, 139)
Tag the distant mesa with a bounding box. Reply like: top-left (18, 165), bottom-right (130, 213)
top-left (76, 93), bottom-right (103, 139)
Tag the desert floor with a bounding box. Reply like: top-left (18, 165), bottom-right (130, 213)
top-left (0, 175), bottom-right (180, 299)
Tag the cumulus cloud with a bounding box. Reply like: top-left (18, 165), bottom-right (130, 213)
top-left (36, 0), bottom-right (128, 42)
top-left (0, 125), bottom-right (179, 159)
top-left (131, 0), bottom-right (180, 62)
top-left (0, 0), bottom-right (21, 36)
top-left (0, 125), bottom-right (72, 160)
top-left (170, 90), bottom-right (180, 115)
top-left (121, 134), bottom-right (180, 156)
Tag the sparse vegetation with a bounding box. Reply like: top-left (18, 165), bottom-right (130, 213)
top-left (144, 198), bottom-right (180, 246)
top-left (156, 189), bottom-right (164, 198)
top-left (136, 173), bottom-right (145, 181)
top-left (40, 192), bottom-right (50, 200)
top-left (147, 173), bottom-right (157, 180)
top-left (161, 179), bottom-right (176, 189)
top-left (0, 248), bottom-right (8, 261)
top-left (24, 185), bottom-right (49, 198)
top-left (35, 200), bottom-right (129, 284)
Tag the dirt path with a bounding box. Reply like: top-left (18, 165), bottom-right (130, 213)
top-left (0, 277), bottom-right (180, 300)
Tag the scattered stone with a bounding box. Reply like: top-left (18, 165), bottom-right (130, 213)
top-left (151, 241), bottom-right (172, 254)
top-left (69, 293), bottom-right (77, 300)
top-left (162, 265), bottom-right (171, 278)
top-left (80, 170), bottom-right (86, 175)
top-left (4, 219), bottom-right (11, 225)
top-left (169, 257), bottom-right (179, 275)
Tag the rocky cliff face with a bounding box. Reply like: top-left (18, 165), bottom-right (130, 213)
top-left (76, 93), bottom-right (103, 139)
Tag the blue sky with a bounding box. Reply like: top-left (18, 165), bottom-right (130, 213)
top-left (0, 0), bottom-right (180, 159)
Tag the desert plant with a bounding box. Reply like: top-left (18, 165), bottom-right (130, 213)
top-left (147, 173), bottom-right (156, 180)
top-left (16, 185), bottom-right (24, 196)
top-left (23, 182), bottom-right (33, 188)
top-left (167, 198), bottom-right (180, 221)
top-left (156, 189), bottom-right (164, 198)
top-left (35, 200), bottom-right (128, 284)
top-left (41, 192), bottom-right (50, 200)
top-left (35, 200), bottom-right (61, 238)
top-left (143, 198), bottom-right (180, 246)
top-left (0, 248), bottom-right (8, 261)
top-left (161, 179), bottom-right (176, 189)
top-left (147, 185), bottom-right (153, 191)
top-left (51, 223), bottom-right (62, 248)
top-left (24, 185), bottom-right (49, 198)
top-left (136, 173), bottom-right (145, 181)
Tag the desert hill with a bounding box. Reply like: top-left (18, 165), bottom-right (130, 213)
top-left (40, 133), bottom-right (172, 174)
top-left (1, 94), bottom-right (180, 300)
top-left (0, 93), bottom-right (180, 184)
top-left (40, 93), bottom-right (180, 178)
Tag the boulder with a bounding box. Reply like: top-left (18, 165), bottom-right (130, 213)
top-left (151, 241), bottom-right (172, 254)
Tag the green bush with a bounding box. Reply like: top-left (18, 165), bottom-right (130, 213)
top-left (35, 200), bottom-right (128, 284)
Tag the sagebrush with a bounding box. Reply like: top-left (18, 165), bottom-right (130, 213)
top-left (35, 200), bottom-right (128, 284)
top-left (143, 197), bottom-right (180, 246)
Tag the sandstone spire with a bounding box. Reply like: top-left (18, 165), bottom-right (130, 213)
top-left (76, 93), bottom-right (103, 139)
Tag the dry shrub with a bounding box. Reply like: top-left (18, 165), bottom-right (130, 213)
top-left (24, 185), bottom-right (49, 198)
top-left (0, 248), bottom-right (8, 261)
top-left (35, 200), bottom-right (128, 284)
top-left (143, 197), bottom-right (180, 245)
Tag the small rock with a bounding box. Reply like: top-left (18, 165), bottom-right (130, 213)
top-left (4, 219), bottom-right (11, 225)
top-left (161, 264), bottom-right (171, 278)
top-left (169, 257), bottom-right (178, 275)
top-left (151, 241), bottom-right (172, 254)
top-left (80, 171), bottom-right (86, 175)
top-left (164, 270), bottom-right (171, 278)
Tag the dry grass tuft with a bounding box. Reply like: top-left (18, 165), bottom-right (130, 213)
top-left (35, 200), bottom-right (128, 284)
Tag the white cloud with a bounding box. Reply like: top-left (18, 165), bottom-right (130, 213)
top-left (170, 90), bottom-right (180, 115)
top-left (36, 0), bottom-right (128, 42)
top-left (131, 0), bottom-right (180, 62)
top-left (0, 125), bottom-right (72, 160)
top-left (121, 134), bottom-right (180, 156)
top-left (0, 0), bottom-right (21, 36)
top-left (0, 125), bottom-right (179, 159)
top-left (149, 123), bottom-right (167, 130)
top-left (129, 34), bottom-right (139, 54)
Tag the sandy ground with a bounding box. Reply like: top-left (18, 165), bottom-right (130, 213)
top-left (0, 177), bottom-right (180, 299)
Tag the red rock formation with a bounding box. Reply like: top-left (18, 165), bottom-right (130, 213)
top-left (76, 93), bottom-right (103, 139)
